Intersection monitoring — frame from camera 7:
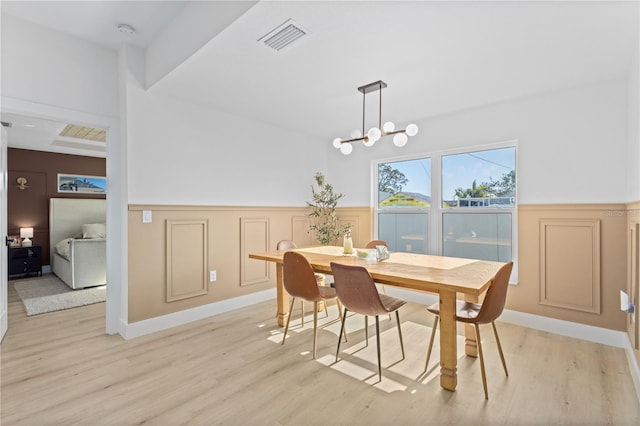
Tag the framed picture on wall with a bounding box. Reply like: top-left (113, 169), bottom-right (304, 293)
top-left (57, 174), bottom-right (107, 194)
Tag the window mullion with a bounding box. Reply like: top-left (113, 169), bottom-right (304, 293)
top-left (431, 153), bottom-right (442, 255)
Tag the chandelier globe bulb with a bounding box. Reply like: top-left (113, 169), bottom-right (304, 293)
top-left (382, 121), bottom-right (395, 133)
top-left (340, 143), bottom-right (353, 155)
top-left (393, 133), bottom-right (408, 147)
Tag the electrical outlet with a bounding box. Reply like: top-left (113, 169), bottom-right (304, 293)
top-left (142, 210), bottom-right (152, 223)
top-left (209, 270), bottom-right (217, 282)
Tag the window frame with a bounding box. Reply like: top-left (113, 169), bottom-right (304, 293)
top-left (372, 140), bottom-right (518, 283)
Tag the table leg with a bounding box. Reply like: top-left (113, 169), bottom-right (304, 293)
top-left (439, 290), bottom-right (458, 391)
top-left (464, 293), bottom-right (479, 357)
top-left (276, 263), bottom-right (289, 327)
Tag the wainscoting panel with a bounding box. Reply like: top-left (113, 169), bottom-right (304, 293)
top-left (240, 217), bottom-right (270, 286)
top-left (129, 205), bottom-right (373, 323)
top-left (539, 219), bottom-right (601, 314)
top-left (166, 219), bottom-right (208, 302)
top-left (292, 215), bottom-right (313, 246)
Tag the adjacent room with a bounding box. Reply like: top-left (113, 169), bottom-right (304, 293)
top-left (1, 1), bottom-right (639, 424)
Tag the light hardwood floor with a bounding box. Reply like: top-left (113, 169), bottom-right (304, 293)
top-left (2, 279), bottom-right (640, 425)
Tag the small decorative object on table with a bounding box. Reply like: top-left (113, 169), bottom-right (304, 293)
top-left (7, 235), bottom-right (20, 247)
top-left (375, 245), bottom-right (390, 261)
top-left (343, 229), bottom-right (353, 254)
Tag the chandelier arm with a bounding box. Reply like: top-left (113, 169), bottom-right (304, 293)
top-left (341, 136), bottom-right (367, 144)
top-left (382, 129), bottom-right (407, 136)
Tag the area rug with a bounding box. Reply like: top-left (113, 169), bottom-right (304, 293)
top-left (13, 275), bottom-right (106, 316)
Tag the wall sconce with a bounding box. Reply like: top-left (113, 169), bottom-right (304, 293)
top-left (17, 177), bottom-right (29, 190)
top-left (20, 227), bottom-right (34, 247)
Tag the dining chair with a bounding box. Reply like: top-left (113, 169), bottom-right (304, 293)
top-left (281, 251), bottom-right (343, 359)
top-left (331, 261), bottom-right (407, 381)
top-left (424, 261), bottom-right (514, 399)
top-left (276, 240), bottom-right (331, 324)
top-left (365, 240), bottom-right (388, 250)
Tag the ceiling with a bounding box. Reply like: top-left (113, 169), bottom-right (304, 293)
top-left (1, 1), bottom-right (638, 155)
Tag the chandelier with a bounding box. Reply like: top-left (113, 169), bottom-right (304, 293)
top-left (332, 80), bottom-right (418, 155)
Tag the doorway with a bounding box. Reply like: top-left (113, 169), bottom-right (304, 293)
top-left (1, 98), bottom-right (123, 335)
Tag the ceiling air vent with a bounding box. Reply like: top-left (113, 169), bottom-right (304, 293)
top-left (258, 19), bottom-right (307, 51)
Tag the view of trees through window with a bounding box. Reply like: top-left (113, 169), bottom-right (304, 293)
top-left (376, 146), bottom-right (516, 263)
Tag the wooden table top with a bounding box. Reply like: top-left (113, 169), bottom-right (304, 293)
top-left (249, 246), bottom-right (505, 296)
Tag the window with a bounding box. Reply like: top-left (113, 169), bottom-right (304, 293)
top-left (375, 143), bottom-right (517, 279)
top-left (441, 147), bottom-right (516, 262)
top-left (377, 159), bottom-right (430, 253)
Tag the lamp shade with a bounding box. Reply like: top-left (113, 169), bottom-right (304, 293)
top-left (20, 227), bottom-right (33, 247)
top-left (20, 227), bottom-right (33, 238)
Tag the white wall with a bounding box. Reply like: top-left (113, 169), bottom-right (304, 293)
top-left (127, 84), bottom-right (327, 206)
top-left (328, 79), bottom-right (629, 206)
top-left (0, 14), bottom-right (118, 119)
top-left (628, 44), bottom-right (640, 203)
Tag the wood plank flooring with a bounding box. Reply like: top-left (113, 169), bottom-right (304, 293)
top-left (2, 279), bottom-right (639, 425)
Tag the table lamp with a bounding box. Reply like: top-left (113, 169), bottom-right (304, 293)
top-left (20, 227), bottom-right (33, 247)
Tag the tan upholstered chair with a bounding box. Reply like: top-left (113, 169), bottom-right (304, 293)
top-left (281, 251), bottom-right (343, 359)
top-left (276, 240), bottom-right (328, 324)
top-left (331, 262), bottom-right (407, 381)
top-left (424, 261), bottom-right (514, 399)
top-left (365, 240), bottom-right (388, 250)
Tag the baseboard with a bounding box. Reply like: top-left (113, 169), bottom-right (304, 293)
top-left (386, 287), bottom-right (640, 402)
top-left (121, 288), bottom-right (276, 340)
top-left (118, 285), bottom-right (640, 402)
top-left (624, 343), bottom-right (640, 404)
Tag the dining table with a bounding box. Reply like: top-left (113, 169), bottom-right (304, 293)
top-left (248, 245), bottom-right (506, 392)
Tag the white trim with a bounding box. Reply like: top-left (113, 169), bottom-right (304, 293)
top-left (1, 96), bottom-right (122, 336)
top-left (384, 287), bottom-right (640, 402)
top-left (121, 288), bottom-right (276, 340)
top-left (118, 285), bottom-right (640, 402)
top-left (625, 343), bottom-right (640, 404)
top-left (499, 309), bottom-right (629, 348)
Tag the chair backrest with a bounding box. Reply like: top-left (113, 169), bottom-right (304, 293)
top-left (365, 240), bottom-right (388, 249)
top-left (330, 262), bottom-right (388, 316)
top-left (283, 251), bottom-right (322, 301)
top-left (277, 240), bottom-right (297, 250)
top-left (475, 261), bottom-right (514, 324)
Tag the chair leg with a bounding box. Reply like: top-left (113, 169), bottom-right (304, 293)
top-left (365, 316), bottom-right (369, 347)
top-left (312, 302), bottom-right (318, 359)
top-left (282, 297), bottom-right (296, 345)
top-left (425, 315), bottom-right (439, 371)
top-left (375, 315), bottom-right (382, 381)
top-left (300, 301), bottom-right (305, 327)
top-left (336, 308), bottom-right (348, 362)
top-left (336, 300), bottom-right (347, 342)
top-left (492, 321), bottom-right (509, 376)
top-left (395, 310), bottom-right (405, 360)
top-left (475, 324), bottom-right (489, 400)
